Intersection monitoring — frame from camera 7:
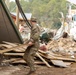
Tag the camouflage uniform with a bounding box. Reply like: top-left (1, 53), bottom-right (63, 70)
top-left (23, 23), bottom-right (40, 72)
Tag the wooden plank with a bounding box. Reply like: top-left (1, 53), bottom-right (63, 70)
top-left (38, 50), bottom-right (76, 62)
top-left (14, 48), bottom-right (25, 52)
top-left (4, 52), bottom-right (51, 67)
top-left (39, 50), bottom-right (62, 57)
top-left (0, 43), bottom-right (28, 54)
top-left (3, 58), bottom-right (21, 63)
top-left (1, 42), bottom-right (25, 52)
top-left (4, 53), bottom-right (24, 56)
top-left (36, 53), bottom-right (51, 68)
top-left (0, 44), bottom-right (13, 48)
top-left (3, 58), bottom-right (47, 65)
top-left (3, 41), bottom-right (19, 46)
top-left (0, 45), bottom-right (24, 52)
top-left (39, 50), bottom-right (71, 67)
top-left (4, 51), bottom-right (76, 62)
top-left (39, 53), bottom-right (76, 62)
top-left (12, 59), bottom-right (45, 65)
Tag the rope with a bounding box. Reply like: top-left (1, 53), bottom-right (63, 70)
top-left (15, 0), bottom-right (32, 29)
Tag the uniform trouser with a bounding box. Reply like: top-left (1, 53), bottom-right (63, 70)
top-left (23, 46), bottom-right (38, 71)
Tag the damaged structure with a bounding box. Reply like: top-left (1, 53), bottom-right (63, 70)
top-left (0, 0), bottom-right (76, 68)
top-left (0, 0), bottom-right (23, 43)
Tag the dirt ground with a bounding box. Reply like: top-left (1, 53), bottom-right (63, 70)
top-left (0, 63), bottom-right (76, 75)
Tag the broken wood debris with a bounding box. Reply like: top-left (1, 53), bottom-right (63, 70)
top-left (0, 40), bottom-right (76, 68)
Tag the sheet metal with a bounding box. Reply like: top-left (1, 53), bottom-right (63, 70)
top-left (0, 0), bottom-right (23, 44)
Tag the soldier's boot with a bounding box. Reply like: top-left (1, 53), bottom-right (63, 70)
top-left (26, 67), bottom-right (36, 75)
top-left (26, 70), bottom-right (35, 75)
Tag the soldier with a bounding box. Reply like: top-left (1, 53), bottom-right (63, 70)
top-left (23, 17), bottom-right (40, 75)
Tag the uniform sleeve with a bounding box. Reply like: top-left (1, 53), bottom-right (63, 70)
top-left (31, 25), bottom-right (40, 41)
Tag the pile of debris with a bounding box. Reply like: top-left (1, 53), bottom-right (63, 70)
top-left (47, 37), bottom-right (76, 57)
top-left (0, 38), bottom-right (76, 68)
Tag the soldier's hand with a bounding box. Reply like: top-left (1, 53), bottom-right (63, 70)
top-left (28, 41), bottom-right (34, 46)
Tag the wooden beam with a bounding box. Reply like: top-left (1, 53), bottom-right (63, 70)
top-left (4, 53), bottom-right (24, 56)
top-left (0, 43), bottom-right (28, 54)
top-left (36, 53), bottom-right (51, 68)
top-left (39, 53), bottom-right (76, 62)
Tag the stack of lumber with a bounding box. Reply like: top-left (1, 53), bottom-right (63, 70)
top-left (0, 40), bottom-right (76, 68)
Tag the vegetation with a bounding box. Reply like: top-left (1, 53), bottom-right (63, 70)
top-left (9, 0), bottom-right (67, 29)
